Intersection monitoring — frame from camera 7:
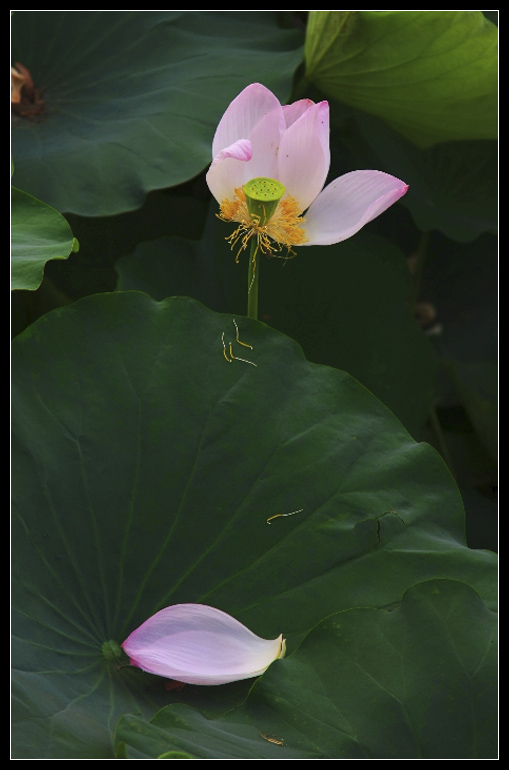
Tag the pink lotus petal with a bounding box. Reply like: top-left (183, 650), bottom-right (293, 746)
top-left (278, 101), bottom-right (330, 213)
top-left (211, 138), bottom-right (253, 166)
top-left (207, 86), bottom-right (285, 204)
top-left (207, 138), bottom-right (255, 203)
top-left (282, 99), bottom-right (315, 129)
top-left (206, 155), bottom-right (247, 206)
top-left (243, 108), bottom-right (284, 181)
top-left (212, 83), bottom-right (283, 161)
top-left (122, 604), bottom-right (285, 686)
top-left (206, 85), bottom-right (408, 249)
top-left (303, 170), bottom-right (409, 246)
top-left (207, 107), bottom-right (284, 204)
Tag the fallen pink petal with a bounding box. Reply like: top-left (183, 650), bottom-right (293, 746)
top-left (122, 603), bottom-right (286, 686)
top-left (206, 82), bottom-right (408, 257)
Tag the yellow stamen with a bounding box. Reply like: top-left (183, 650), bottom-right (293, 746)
top-left (233, 318), bottom-right (253, 349)
top-left (218, 187), bottom-right (308, 262)
top-left (221, 332), bottom-right (232, 363)
top-left (259, 732), bottom-right (285, 746)
top-left (229, 341), bottom-right (257, 367)
top-left (266, 508), bottom-right (304, 524)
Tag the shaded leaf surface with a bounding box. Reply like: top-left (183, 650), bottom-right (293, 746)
top-left (352, 114), bottom-right (497, 243)
top-left (12, 293), bottom-right (496, 757)
top-left (116, 580), bottom-right (497, 759)
top-left (116, 206), bottom-right (436, 438)
top-left (11, 11), bottom-right (303, 215)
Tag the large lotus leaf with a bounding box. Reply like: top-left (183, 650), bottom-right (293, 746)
top-left (304, 11), bottom-right (497, 148)
top-left (115, 579), bottom-right (497, 759)
top-left (11, 11), bottom-right (303, 216)
top-left (12, 293), bottom-right (496, 758)
top-left (116, 205), bottom-right (436, 438)
top-left (11, 187), bottom-right (78, 291)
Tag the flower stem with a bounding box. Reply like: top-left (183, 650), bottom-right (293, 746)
top-left (247, 239), bottom-right (259, 320)
top-left (428, 405), bottom-right (456, 479)
top-left (408, 230), bottom-right (430, 314)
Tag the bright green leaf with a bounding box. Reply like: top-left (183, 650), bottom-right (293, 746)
top-left (11, 187), bottom-right (77, 291)
top-left (11, 11), bottom-right (303, 216)
top-left (304, 11), bottom-right (498, 147)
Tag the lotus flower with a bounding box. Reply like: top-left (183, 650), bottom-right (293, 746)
top-left (122, 603), bottom-right (285, 686)
top-left (206, 83), bottom-right (408, 258)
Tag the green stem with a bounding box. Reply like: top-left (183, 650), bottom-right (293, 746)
top-left (409, 232), bottom-right (455, 477)
top-left (428, 405), bottom-right (456, 479)
top-left (247, 239), bottom-right (259, 320)
top-left (409, 230), bottom-right (430, 313)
